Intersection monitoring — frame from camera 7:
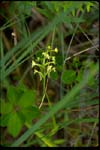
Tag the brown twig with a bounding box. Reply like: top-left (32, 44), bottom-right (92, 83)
top-left (65, 44), bottom-right (99, 62)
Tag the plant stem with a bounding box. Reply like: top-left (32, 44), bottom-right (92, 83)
top-left (25, 122), bottom-right (57, 147)
top-left (39, 77), bottom-right (46, 109)
top-left (38, 50), bottom-right (57, 128)
top-left (39, 54), bottom-right (46, 109)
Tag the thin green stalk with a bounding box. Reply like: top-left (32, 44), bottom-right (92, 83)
top-left (39, 77), bottom-right (57, 129)
top-left (25, 122), bottom-right (57, 147)
top-left (39, 77), bottom-right (46, 109)
top-left (39, 54), bottom-right (46, 109)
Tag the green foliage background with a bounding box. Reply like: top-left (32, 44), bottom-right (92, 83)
top-left (0, 1), bottom-right (99, 147)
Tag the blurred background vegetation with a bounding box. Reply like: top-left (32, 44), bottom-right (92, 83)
top-left (0, 1), bottom-right (99, 147)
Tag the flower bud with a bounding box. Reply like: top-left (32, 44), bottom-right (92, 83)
top-left (54, 48), bottom-right (58, 53)
top-left (32, 60), bottom-right (36, 67)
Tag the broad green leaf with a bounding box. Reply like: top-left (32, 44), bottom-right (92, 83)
top-left (17, 111), bottom-right (26, 124)
top-left (72, 57), bottom-right (80, 68)
top-left (21, 106), bottom-right (40, 123)
top-left (7, 112), bottom-right (23, 137)
top-left (7, 86), bottom-right (18, 104)
top-left (18, 90), bottom-right (36, 108)
top-left (0, 101), bottom-right (13, 114)
top-left (16, 82), bottom-right (28, 92)
top-left (0, 114), bottom-right (10, 127)
top-left (76, 70), bottom-right (83, 82)
top-left (50, 71), bottom-right (58, 80)
top-left (57, 65), bottom-right (63, 72)
top-left (62, 70), bottom-right (76, 84)
top-left (56, 54), bottom-right (63, 65)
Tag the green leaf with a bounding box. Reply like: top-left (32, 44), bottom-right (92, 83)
top-left (18, 90), bottom-right (36, 108)
top-left (21, 106), bottom-right (40, 123)
top-left (7, 86), bottom-right (18, 104)
top-left (7, 112), bottom-right (23, 137)
top-left (0, 101), bottom-right (13, 114)
top-left (72, 10), bottom-right (75, 16)
top-left (17, 82), bottom-right (28, 92)
top-left (50, 71), bottom-right (58, 80)
top-left (17, 111), bottom-right (26, 124)
top-left (86, 2), bottom-right (94, 12)
top-left (76, 70), bottom-right (83, 82)
top-left (72, 57), bottom-right (80, 68)
top-left (62, 70), bottom-right (76, 84)
top-left (0, 114), bottom-right (10, 127)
